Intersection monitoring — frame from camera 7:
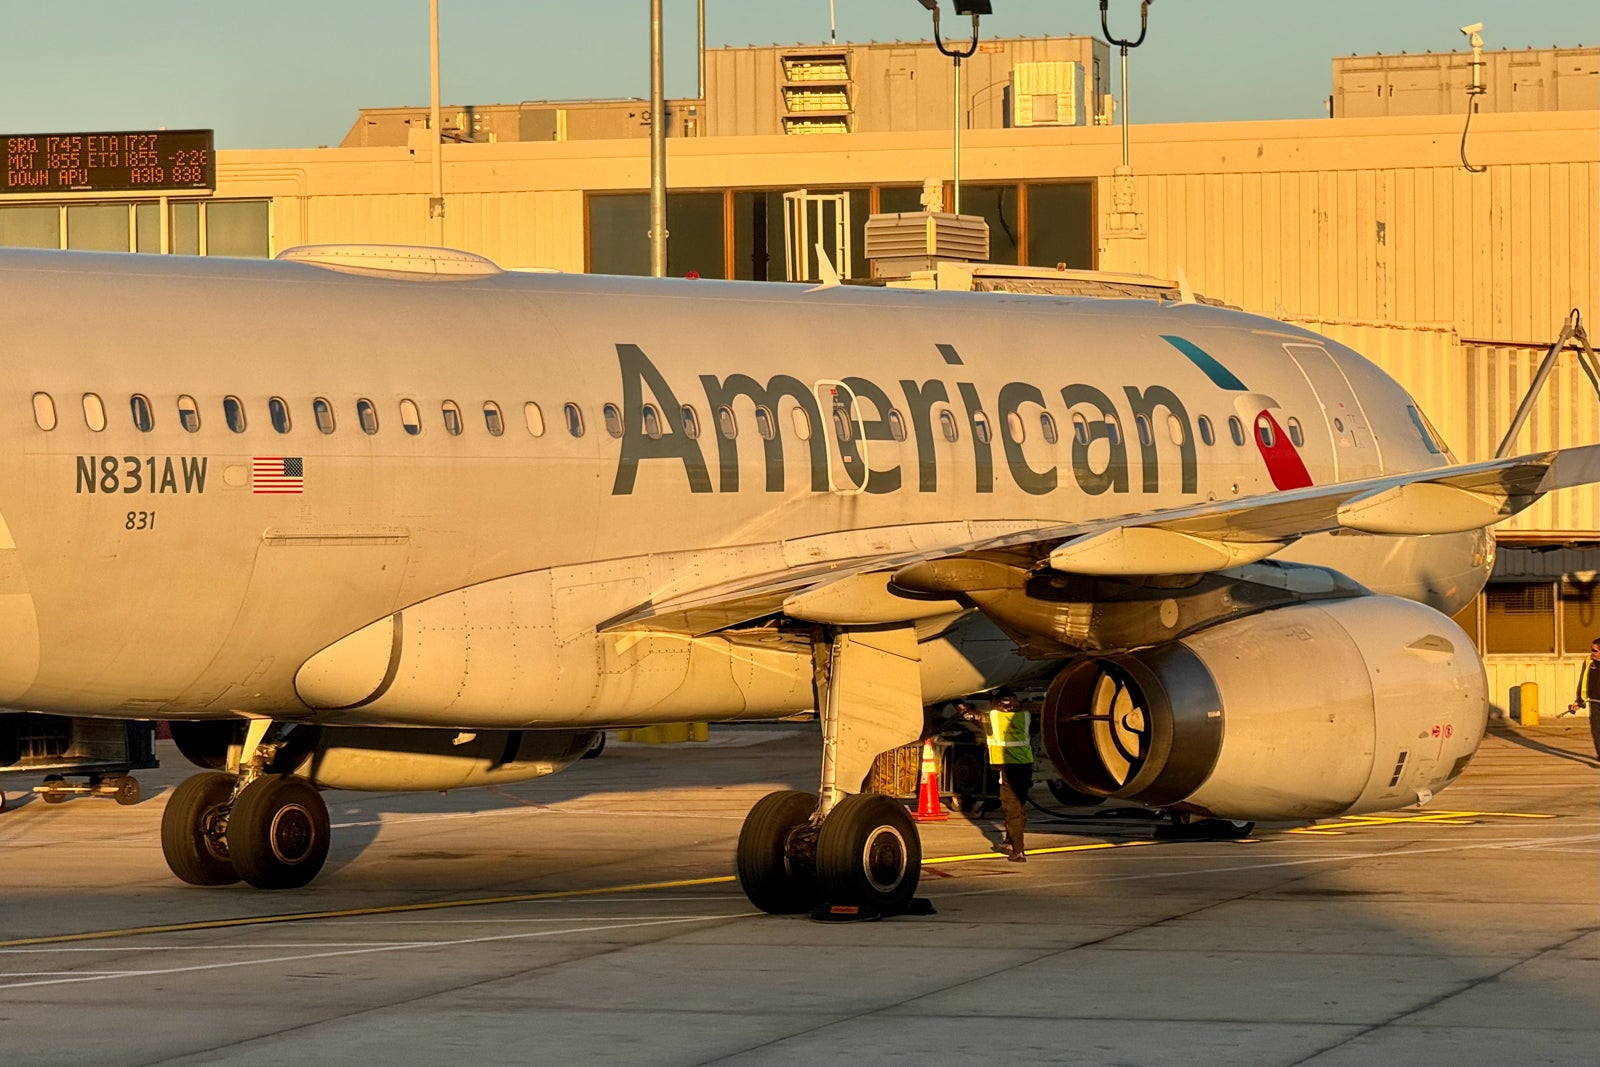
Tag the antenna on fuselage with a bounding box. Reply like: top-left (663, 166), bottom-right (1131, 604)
top-left (808, 241), bottom-right (843, 291)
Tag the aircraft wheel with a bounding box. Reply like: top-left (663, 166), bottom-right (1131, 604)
top-left (1206, 818), bottom-right (1256, 839)
top-left (161, 772), bottom-right (241, 886)
top-left (228, 774), bottom-right (330, 890)
top-left (41, 774), bottom-right (68, 804)
top-left (114, 776), bottom-right (142, 806)
top-left (736, 790), bottom-right (819, 914)
top-left (816, 792), bottom-right (921, 912)
top-left (581, 732), bottom-right (606, 759)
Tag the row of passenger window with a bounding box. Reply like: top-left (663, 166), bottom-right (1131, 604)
top-left (29, 391), bottom-right (1305, 451)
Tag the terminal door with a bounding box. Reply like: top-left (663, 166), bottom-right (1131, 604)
top-left (784, 190), bottom-right (852, 282)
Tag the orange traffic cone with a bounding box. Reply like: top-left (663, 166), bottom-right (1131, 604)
top-left (913, 740), bottom-right (947, 822)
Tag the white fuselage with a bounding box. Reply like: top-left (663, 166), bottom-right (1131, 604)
top-left (0, 250), bottom-right (1487, 727)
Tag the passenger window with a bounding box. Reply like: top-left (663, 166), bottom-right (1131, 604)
top-left (524, 401), bottom-right (545, 437)
top-left (1256, 415), bottom-right (1277, 448)
top-left (832, 404), bottom-right (854, 442)
top-left (1071, 413), bottom-right (1089, 446)
top-left (755, 406), bottom-right (775, 440)
top-left (32, 392), bottom-right (57, 431)
top-left (441, 400), bottom-right (462, 436)
top-left (268, 396), bottom-right (292, 434)
top-left (1006, 411), bottom-right (1025, 444)
top-left (1135, 414), bottom-right (1153, 447)
top-left (224, 396), bottom-right (247, 433)
top-left (1287, 417), bottom-right (1304, 448)
top-left (718, 406), bottom-right (737, 439)
top-left (130, 394), bottom-right (154, 432)
top-left (603, 402), bottom-right (624, 438)
top-left (177, 395), bottom-right (201, 433)
top-left (399, 398), bottom-right (422, 436)
top-left (1228, 415), bottom-right (1245, 446)
top-left (1040, 412), bottom-right (1058, 445)
top-left (888, 409), bottom-right (907, 442)
top-left (1198, 415), bottom-right (1215, 446)
top-left (1105, 416), bottom-right (1121, 446)
top-left (1168, 414), bottom-right (1186, 446)
top-left (82, 392), bottom-right (106, 432)
top-left (681, 405), bottom-right (700, 439)
top-left (483, 401), bottom-right (505, 436)
top-left (972, 411), bottom-right (992, 445)
top-left (642, 404), bottom-right (662, 439)
top-left (313, 397), bottom-right (336, 434)
top-left (791, 407), bottom-right (812, 440)
top-left (939, 409), bottom-right (959, 442)
top-left (357, 398), bottom-right (379, 434)
top-left (563, 402), bottom-right (584, 437)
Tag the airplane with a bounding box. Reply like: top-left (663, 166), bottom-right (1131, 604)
top-left (1, 243), bottom-right (1593, 914)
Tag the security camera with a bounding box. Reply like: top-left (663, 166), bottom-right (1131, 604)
top-left (1460, 22), bottom-right (1482, 35)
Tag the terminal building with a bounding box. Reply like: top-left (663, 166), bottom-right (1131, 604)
top-left (2, 36), bottom-right (1596, 714)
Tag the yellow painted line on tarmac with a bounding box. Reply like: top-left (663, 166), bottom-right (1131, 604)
top-left (1287, 808), bottom-right (1555, 836)
top-left (0, 875), bottom-right (738, 949)
top-left (1, 839), bottom-right (1158, 949)
top-left (8, 812), bottom-right (1542, 949)
top-left (924, 839), bottom-right (1159, 864)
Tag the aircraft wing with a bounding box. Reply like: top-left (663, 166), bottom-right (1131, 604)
top-left (602, 444), bottom-right (1599, 635)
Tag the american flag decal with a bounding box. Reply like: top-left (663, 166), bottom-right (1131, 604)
top-left (252, 456), bottom-right (304, 494)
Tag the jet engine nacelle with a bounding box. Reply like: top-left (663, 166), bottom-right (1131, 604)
top-left (1041, 596), bottom-right (1486, 821)
top-left (170, 721), bottom-right (598, 791)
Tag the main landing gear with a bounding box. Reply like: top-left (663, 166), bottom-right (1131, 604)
top-left (736, 625), bottom-right (928, 918)
top-left (160, 721), bottom-right (331, 890)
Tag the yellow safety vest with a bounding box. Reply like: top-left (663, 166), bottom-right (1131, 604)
top-left (986, 708), bottom-right (1033, 765)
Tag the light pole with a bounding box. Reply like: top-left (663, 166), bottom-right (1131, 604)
top-left (649, 0), bottom-right (667, 277)
top-left (915, 2), bottom-right (989, 215)
top-left (429, 0), bottom-right (445, 244)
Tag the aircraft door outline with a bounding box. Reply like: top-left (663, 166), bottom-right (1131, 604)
top-left (813, 379), bottom-right (869, 495)
top-left (1283, 342), bottom-right (1385, 478)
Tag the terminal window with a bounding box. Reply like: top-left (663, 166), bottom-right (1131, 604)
top-left (0, 199), bottom-right (270, 256)
top-left (589, 180), bottom-right (1095, 281)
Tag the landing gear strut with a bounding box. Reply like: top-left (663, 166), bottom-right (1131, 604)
top-left (736, 625), bottom-right (928, 917)
top-left (159, 721), bottom-right (331, 890)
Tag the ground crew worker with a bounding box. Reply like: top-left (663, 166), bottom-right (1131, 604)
top-left (1568, 637), bottom-right (1599, 759)
top-left (965, 689), bottom-right (1032, 862)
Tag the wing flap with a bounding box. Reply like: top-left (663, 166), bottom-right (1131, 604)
top-left (600, 444), bottom-right (1597, 634)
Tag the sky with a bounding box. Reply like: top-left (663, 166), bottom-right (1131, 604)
top-left (0, 1), bottom-right (1594, 149)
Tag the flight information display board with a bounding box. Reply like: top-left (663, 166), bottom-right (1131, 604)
top-left (2, 130), bottom-right (215, 195)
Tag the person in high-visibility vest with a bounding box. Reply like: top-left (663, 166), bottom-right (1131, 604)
top-left (966, 688), bottom-right (1032, 862)
top-left (1568, 636), bottom-right (1599, 758)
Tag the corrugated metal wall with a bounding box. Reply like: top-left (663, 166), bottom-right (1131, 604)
top-left (1484, 661), bottom-right (1588, 720)
top-left (1464, 342), bottom-right (1600, 534)
top-left (1122, 161), bottom-right (1598, 346)
top-left (300, 190), bottom-right (582, 271)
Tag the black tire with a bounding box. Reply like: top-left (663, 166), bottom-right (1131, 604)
top-left (816, 792), bottom-right (921, 912)
top-left (1047, 778), bottom-right (1105, 808)
top-left (581, 732), bottom-right (606, 759)
top-left (736, 790), bottom-right (819, 914)
top-left (161, 772), bottom-right (241, 886)
top-left (114, 776), bottom-right (141, 806)
top-left (228, 775), bottom-right (331, 890)
top-left (40, 774), bottom-right (67, 804)
top-left (1207, 818), bottom-right (1256, 839)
